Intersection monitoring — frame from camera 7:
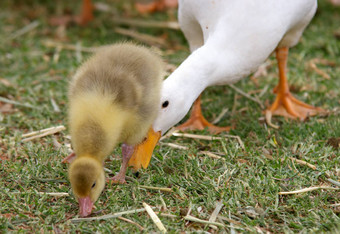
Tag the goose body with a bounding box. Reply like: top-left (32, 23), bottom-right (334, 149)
top-left (68, 43), bottom-right (162, 216)
top-left (153, 0), bottom-right (318, 134)
top-left (131, 0), bottom-right (323, 166)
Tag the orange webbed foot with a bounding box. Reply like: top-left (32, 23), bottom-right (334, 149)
top-left (108, 174), bottom-right (127, 184)
top-left (268, 92), bottom-right (324, 120)
top-left (176, 115), bottom-right (232, 134)
top-left (265, 92), bottom-right (325, 128)
top-left (265, 47), bottom-right (326, 128)
top-left (176, 95), bottom-right (232, 134)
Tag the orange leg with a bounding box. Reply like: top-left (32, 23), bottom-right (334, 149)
top-left (266, 47), bottom-right (324, 125)
top-left (176, 95), bottom-right (232, 134)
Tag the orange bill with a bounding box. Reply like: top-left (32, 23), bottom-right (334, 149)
top-left (128, 127), bottom-right (161, 171)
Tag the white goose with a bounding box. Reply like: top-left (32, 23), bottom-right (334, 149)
top-left (130, 0), bottom-right (324, 163)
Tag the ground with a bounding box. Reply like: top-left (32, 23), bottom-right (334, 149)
top-left (0, 0), bottom-right (339, 232)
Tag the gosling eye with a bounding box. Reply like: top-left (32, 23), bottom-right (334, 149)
top-left (162, 101), bottom-right (169, 108)
top-left (91, 182), bottom-right (96, 188)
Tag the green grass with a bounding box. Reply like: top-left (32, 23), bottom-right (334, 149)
top-left (0, 0), bottom-right (339, 232)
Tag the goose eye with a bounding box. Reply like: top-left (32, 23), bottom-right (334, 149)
top-left (91, 182), bottom-right (96, 188)
top-left (162, 101), bottom-right (169, 108)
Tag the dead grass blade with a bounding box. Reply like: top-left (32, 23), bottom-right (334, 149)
top-left (198, 151), bottom-right (223, 160)
top-left (0, 78), bottom-right (14, 87)
top-left (218, 215), bottom-right (244, 226)
top-left (228, 84), bottom-right (264, 109)
top-left (326, 178), bottom-right (340, 187)
top-left (42, 40), bottom-right (99, 53)
top-left (0, 96), bottom-right (38, 109)
top-left (172, 132), bottom-right (245, 150)
top-left (264, 151), bottom-right (318, 171)
top-left (118, 216), bottom-right (145, 231)
top-left (114, 28), bottom-right (168, 48)
top-left (278, 186), bottom-right (339, 195)
top-left (159, 194), bottom-right (167, 211)
top-left (71, 207), bottom-right (150, 223)
top-left (22, 126), bottom-right (65, 138)
top-left (10, 192), bottom-right (69, 197)
top-left (265, 110), bottom-right (280, 129)
top-left (160, 142), bottom-right (188, 150)
top-left (307, 58), bottom-right (334, 80)
top-left (50, 98), bottom-right (60, 112)
top-left (208, 200), bottom-right (224, 229)
top-left (157, 213), bottom-right (178, 218)
top-left (229, 211), bottom-right (236, 234)
top-left (212, 108), bottom-right (229, 124)
top-left (52, 45), bottom-right (62, 63)
top-left (184, 214), bottom-right (225, 228)
top-left (8, 21), bottom-right (40, 40)
top-left (259, 84), bottom-right (269, 98)
top-left (112, 17), bottom-right (180, 30)
top-left (329, 203), bottom-right (340, 207)
top-left (75, 42), bottom-right (82, 63)
top-left (22, 125), bottom-right (66, 142)
top-left (289, 157), bottom-right (317, 170)
top-left (38, 192), bottom-right (69, 197)
top-left (139, 185), bottom-right (173, 193)
top-left (172, 132), bottom-right (222, 141)
top-left (143, 202), bottom-right (167, 233)
top-left (160, 128), bottom-right (178, 141)
top-left (224, 134), bottom-right (245, 150)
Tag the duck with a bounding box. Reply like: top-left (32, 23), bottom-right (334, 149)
top-left (129, 0), bottom-right (325, 164)
top-left (67, 43), bottom-right (162, 217)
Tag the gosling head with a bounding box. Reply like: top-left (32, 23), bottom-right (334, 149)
top-left (68, 157), bottom-right (105, 217)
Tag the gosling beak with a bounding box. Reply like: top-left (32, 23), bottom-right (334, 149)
top-left (128, 127), bottom-right (161, 171)
top-left (78, 196), bottom-right (94, 217)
